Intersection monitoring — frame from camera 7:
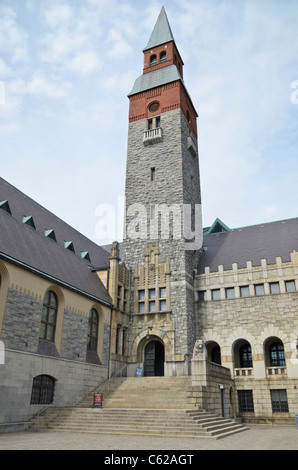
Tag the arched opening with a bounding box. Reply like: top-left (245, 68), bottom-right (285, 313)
top-left (144, 339), bottom-right (165, 376)
top-left (233, 339), bottom-right (253, 368)
top-left (264, 337), bottom-right (286, 367)
top-left (206, 341), bottom-right (221, 365)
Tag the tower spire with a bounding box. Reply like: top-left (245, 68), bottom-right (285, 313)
top-left (143, 6), bottom-right (175, 51)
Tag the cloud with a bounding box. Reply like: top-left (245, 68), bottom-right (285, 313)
top-left (40, 3), bottom-right (102, 76)
top-left (0, 6), bottom-right (29, 63)
top-left (9, 72), bottom-right (72, 98)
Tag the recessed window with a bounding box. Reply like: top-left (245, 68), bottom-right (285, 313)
top-left (149, 288), bottom-right (156, 312)
top-left (211, 289), bottom-right (220, 300)
top-left (255, 284), bottom-right (264, 295)
top-left (87, 309), bottom-right (99, 352)
top-left (151, 167), bottom-right (155, 182)
top-left (150, 54), bottom-right (157, 66)
top-left (160, 51), bottom-right (166, 63)
top-left (198, 291), bottom-right (206, 302)
top-left (271, 389), bottom-right (289, 413)
top-left (40, 291), bottom-right (58, 342)
top-left (148, 102), bottom-right (160, 113)
top-left (159, 287), bottom-right (167, 311)
top-left (148, 116), bottom-right (160, 130)
top-left (240, 286), bottom-right (250, 297)
top-left (138, 289), bottom-right (145, 313)
top-left (30, 375), bottom-right (56, 405)
top-left (270, 282), bottom-right (280, 294)
top-left (269, 342), bottom-right (286, 367)
top-left (225, 287), bottom-right (235, 299)
top-left (238, 390), bottom-right (254, 413)
top-left (285, 280), bottom-right (296, 292)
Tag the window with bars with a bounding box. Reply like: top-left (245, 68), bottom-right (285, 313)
top-left (271, 389), bottom-right (289, 413)
top-left (238, 390), bottom-right (254, 413)
top-left (30, 375), bottom-right (56, 405)
top-left (40, 291), bottom-right (58, 342)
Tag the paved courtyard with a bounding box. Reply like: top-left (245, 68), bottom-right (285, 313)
top-left (0, 426), bottom-right (297, 450)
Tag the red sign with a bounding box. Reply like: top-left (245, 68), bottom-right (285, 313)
top-left (93, 393), bottom-right (103, 407)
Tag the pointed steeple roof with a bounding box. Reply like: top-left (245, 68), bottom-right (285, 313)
top-left (143, 6), bottom-right (175, 51)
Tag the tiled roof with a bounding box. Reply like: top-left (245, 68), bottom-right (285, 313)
top-left (143, 7), bottom-right (175, 51)
top-left (0, 177), bottom-right (112, 305)
top-left (198, 218), bottom-right (298, 274)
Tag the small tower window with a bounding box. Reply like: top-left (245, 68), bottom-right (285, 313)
top-left (160, 51), bottom-right (166, 63)
top-left (150, 55), bottom-right (157, 66)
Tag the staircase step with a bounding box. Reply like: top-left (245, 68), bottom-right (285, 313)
top-left (31, 376), bottom-right (249, 439)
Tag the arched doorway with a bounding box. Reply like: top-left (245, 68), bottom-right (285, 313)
top-left (144, 340), bottom-right (165, 376)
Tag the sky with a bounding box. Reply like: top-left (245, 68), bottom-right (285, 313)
top-left (0, 0), bottom-right (297, 245)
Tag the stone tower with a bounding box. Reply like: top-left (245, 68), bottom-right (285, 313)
top-left (122, 7), bottom-right (202, 376)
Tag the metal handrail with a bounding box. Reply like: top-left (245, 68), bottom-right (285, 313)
top-left (106, 364), bottom-right (128, 396)
top-left (36, 400), bottom-right (60, 432)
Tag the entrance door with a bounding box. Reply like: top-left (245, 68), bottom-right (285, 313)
top-left (144, 340), bottom-right (165, 376)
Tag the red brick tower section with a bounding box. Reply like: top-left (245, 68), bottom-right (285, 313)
top-left (128, 9), bottom-right (197, 138)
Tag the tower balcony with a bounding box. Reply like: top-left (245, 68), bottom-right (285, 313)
top-left (143, 127), bottom-right (163, 146)
top-left (187, 132), bottom-right (197, 156)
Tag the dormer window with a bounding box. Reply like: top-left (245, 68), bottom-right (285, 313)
top-left (0, 200), bottom-right (12, 215)
top-left (64, 241), bottom-right (75, 252)
top-left (160, 51), bottom-right (166, 63)
top-left (150, 54), bottom-right (157, 66)
top-left (22, 216), bottom-right (36, 230)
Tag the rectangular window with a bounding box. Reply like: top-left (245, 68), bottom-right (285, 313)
top-left (225, 287), bottom-right (235, 299)
top-left (151, 167), bottom-right (155, 182)
top-left (149, 288), bottom-right (155, 313)
top-left (198, 291), bottom-right (206, 302)
top-left (285, 280), bottom-right (296, 292)
top-left (238, 390), bottom-right (254, 413)
top-left (212, 289), bottom-right (220, 300)
top-left (255, 284), bottom-right (264, 295)
top-left (270, 282), bottom-right (280, 294)
top-left (159, 287), bottom-right (167, 311)
top-left (138, 289), bottom-right (145, 313)
top-left (271, 389), bottom-right (289, 413)
top-left (240, 286), bottom-right (250, 297)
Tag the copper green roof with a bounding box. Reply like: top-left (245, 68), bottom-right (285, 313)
top-left (128, 64), bottom-right (182, 96)
top-left (143, 6), bottom-right (175, 51)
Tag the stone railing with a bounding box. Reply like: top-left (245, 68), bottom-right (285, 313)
top-left (143, 127), bottom-right (163, 146)
top-left (266, 366), bottom-right (287, 376)
top-left (234, 367), bottom-right (254, 377)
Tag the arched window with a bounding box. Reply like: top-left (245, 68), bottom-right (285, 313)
top-left (269, 342), bottom-right (286, 367)
top-left (160, 51), bottom-right (166, 63)
top-left (30, 375), bottom-right (56, 404)
top-left (239, 344), bottom-right (252, 368)
top-left (40, 291), bottom-right (58, 342)
top-left (150, 54), bottom-right (157, 66)
top-left (87, 308), bottom-right (99, 351)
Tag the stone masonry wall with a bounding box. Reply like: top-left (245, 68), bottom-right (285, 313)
top-left (123, 108), bottom-right (201, 358)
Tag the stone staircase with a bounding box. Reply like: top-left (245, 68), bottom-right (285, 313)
top-left (32, 376), bottom-right (249, 439)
